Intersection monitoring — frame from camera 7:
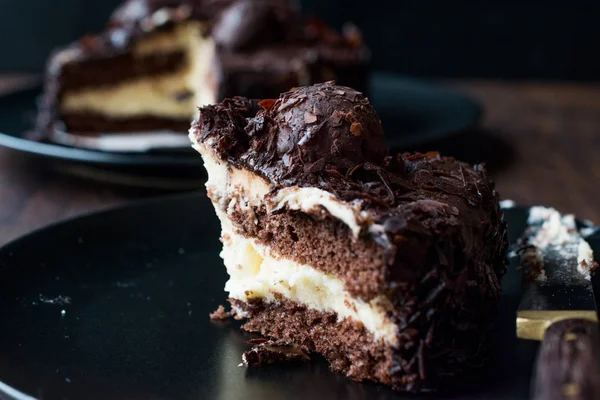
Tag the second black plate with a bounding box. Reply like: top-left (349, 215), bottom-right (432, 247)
top-left (0, 73), bottom-right (481, 168)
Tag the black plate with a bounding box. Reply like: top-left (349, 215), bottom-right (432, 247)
top-left (0, 73), bottom-right (481, 168)
top-left (0, 196), bottom-right (575, 400)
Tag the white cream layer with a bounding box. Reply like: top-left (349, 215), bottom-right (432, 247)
top-left (62, 72), bottom-right (196, 118)
top-left (527, 206), bottom-right (596, 280)
top-left (61, 22), bottom-right (217, 120)
top-left (269, 188), bottom-right (367, 237)
top-left (190, 138), bottom-right (369, 236)
top-left (217, 209), bottom-right (398, 345)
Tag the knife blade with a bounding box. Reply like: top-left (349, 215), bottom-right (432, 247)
top-left (515, 206), bottom-right (600, 400)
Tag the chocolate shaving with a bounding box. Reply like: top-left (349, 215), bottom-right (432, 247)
top-left (305, 157), bottom-right (326, 173)
top-left (304, 112), bottom-right (318, 124)
top-left (376, 169), bottom-right (396, 205)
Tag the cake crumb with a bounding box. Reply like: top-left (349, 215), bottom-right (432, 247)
top-left (209, 305), bottom-right (233, 320)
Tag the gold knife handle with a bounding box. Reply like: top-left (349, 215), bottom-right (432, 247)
top-left (533, 319), bottom-right (600, 400)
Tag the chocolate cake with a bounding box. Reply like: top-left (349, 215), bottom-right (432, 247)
top-left (37, 0), bottom-right (369, 151)
top-left (190, 82), bottom-right (508, 392)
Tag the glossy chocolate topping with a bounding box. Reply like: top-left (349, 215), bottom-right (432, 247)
top-left (212, 0), bottom-right (299, 51)
top-left (268, 82), bottom-right (386, 164)
top-left (195, 82), bottom-right (387, 168)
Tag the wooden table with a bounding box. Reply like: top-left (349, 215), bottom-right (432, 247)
top-left (1, 76), bottom-right (600, 245)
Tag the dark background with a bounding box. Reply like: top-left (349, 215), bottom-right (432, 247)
top-left (1, 0), bottom-right (599, 80)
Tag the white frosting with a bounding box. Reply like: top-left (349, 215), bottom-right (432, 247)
top-left (269, 188), bottom-right (366, 237)
top-left (527, 207), bottom-right (576, 249)
top-left (218, 212), bottom-right (398, 345)
top-left (191, 138), bottom-right (370, 235)
top-left (577, 239), bottom-right (595, 277)
top-left (526, 206), bottom-right (596, 280)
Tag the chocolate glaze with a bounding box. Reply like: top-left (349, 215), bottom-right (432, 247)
top-left (269, 83), bottom-right (386, 164)
top-left (212, 0), bottom-right (300, 51)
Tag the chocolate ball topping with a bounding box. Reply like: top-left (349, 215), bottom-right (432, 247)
top-left (195, 82), bottom-right (389, 185)
top-left (264, 81), bottom-right (388, 167)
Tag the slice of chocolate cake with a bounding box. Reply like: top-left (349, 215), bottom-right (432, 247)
top-left (37, 0), bottom-right (368, 151)
top-left (190, 82), bottom-right (507, 392)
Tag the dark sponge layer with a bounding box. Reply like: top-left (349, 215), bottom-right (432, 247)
top-left (54, 49), bottom-right (188, 93)
top-left (232, 297), bottom-right (490, 392)
top-left (231, 298), bottom-right (397, 387)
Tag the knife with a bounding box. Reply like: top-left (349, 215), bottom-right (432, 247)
top-left (516, 206), bottom-right (600, 400)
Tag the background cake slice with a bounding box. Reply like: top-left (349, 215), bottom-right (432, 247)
top-left (190, 82), bottom-right (507, 392)
top-left (37, 0), bottom-right (369, 151)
